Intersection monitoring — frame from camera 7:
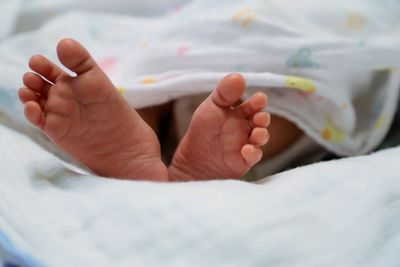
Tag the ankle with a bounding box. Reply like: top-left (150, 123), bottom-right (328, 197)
top-left (169, 156), bottom-right (218, 181)
top-left (96, 155), bottom-right (170, 181)
top-left (168, 162), bottom-right (195, 182)
top-left (130, 159), bottom-right (170, 181)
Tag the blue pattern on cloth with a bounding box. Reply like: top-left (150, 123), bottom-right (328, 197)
top-left (3, 262), bottom-right (21, 267)
top-left (0, 231), bottom-right (44, 267)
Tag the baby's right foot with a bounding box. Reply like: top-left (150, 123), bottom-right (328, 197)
top-left (19, 38), bottom-right (168, 181)
top-left (169, 74), bottom-right (270, 181)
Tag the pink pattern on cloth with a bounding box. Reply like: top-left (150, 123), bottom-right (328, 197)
top-left (177, 46), bottom-right (191, 56)
top-left (175, 5), bottom-right (183, 13)
top-left (99, 57), bottom-right (118, 74)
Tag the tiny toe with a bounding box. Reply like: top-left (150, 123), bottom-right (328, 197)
top-left (24, 101), bottom-right (45, 129)
top-left (211, 73), bottom-right (246, 108)
top-left (29, 55), bottom-right (68, 83)
top-left (252, 112), bottom-right (271, 128)
top-left (249, 128), bottom-right (269, 146)
top-left (241, 144), bottom-right (263, 167)
top-left (57, 38), bottom-right (99, 75)
top-left (239, 92), bottom-right (268, 118)
top-left (19, 88), bottom-right (39, 104)
top-left (23, 72), bottom-right (51, 96)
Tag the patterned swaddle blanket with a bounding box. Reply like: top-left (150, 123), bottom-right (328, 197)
top-left (0, 0), bottom-right (399, 156)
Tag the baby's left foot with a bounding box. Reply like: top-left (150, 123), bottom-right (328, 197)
top-left (19, 39), bottom-right (168, 181)
top-left (169, 74), bottom-right (270, 181)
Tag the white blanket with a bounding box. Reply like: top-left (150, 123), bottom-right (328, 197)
top-left (1, 115), bottom-right (400, 267)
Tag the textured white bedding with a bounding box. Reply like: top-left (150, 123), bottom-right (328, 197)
top-left (1, 115), bottom-right (400, 267)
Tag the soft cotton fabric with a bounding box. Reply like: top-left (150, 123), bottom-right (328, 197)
top-left (1, 113), bottom-right (400, 267)
top-left (2, 0), bottom-right (399, 156)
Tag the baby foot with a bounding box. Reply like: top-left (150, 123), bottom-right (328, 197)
top-left (19, 38), bottom-right (168, 181)
top-left (169, 74), bottom-right (270, 181)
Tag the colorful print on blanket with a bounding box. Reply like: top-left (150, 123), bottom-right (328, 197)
top-left (0, 0), bottom-right (399, 157)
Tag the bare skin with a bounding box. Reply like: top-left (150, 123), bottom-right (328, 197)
top-left (19, 38), bottom-right (270, 181)
top-left (19, 39), bottom-right (168, 181)
top-left (262, 114), bottom-right (303, 159)
top-left (169, 75), bottom-right (270, 180)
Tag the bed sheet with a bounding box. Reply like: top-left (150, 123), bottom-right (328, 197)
top-left (0, 115), bottom-right (400, 267)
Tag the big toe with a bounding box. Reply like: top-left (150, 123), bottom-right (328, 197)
top-left (211, 73), bottom-right (246, 108)
top-left (57, 38), bottom-right (98, 75)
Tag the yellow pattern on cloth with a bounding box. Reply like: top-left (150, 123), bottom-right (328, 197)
top-left (322, 121), bottom-right (346, 144)
top-left (232, 7), bottom-right (257, 28)
top-left (285, 77), bottom-right (316, 94)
